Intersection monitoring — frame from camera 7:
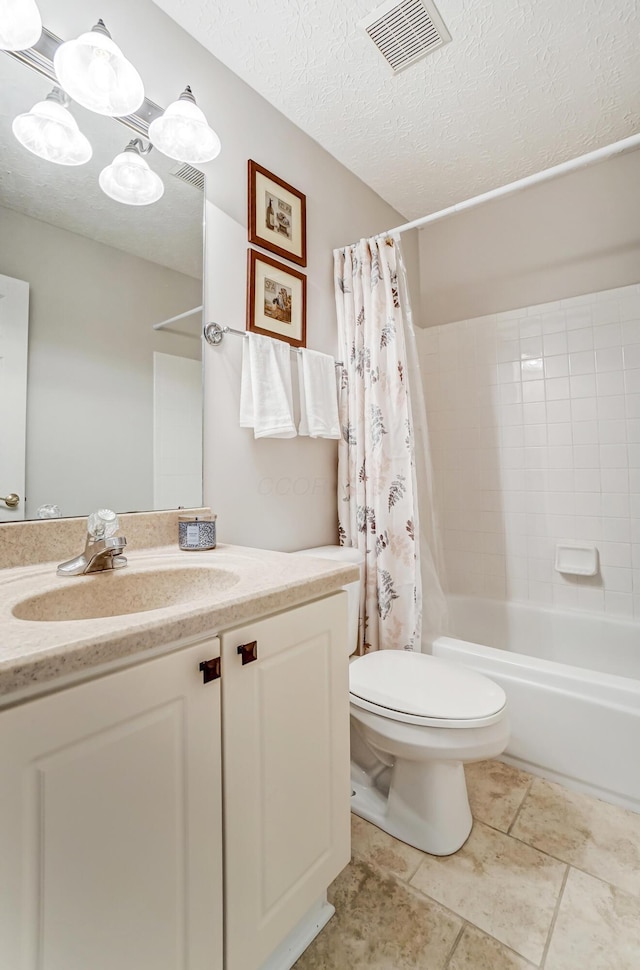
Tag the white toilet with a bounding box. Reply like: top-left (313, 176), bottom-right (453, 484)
top-left (296, 545), bottom-right (509, 856)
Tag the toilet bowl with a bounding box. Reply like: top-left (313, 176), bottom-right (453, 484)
top-left (294, 545), bottom-right (510, 856)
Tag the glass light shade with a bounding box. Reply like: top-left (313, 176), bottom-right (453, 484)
top-left (53, 23), bottom-right (144, 117)
top-left (99, 148), bottom-right (164, 206)
top-left (0, 0), bottom-right (42, 51)
top-left (149, 90), bottom-right (221, 164)
top-left (12, 97), bottom-right (92, 165)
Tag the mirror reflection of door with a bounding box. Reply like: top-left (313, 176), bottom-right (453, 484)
top-left (0, 40), bottom-right (204, 521)
top-left (0, 274), bottom-right (29, 522)
top-left (153, 352), bottom-right (203, 510)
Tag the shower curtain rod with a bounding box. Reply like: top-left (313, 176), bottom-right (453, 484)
top-left (375, 132), bottom-right (640, 239)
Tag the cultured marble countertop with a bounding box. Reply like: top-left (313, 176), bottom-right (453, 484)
top-left (0, 543), bottom-right (358, 705)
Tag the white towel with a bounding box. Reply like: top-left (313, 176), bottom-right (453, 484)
top-left (298, 348), bottom-right (341, 439)
top-left (239, 332), bottom-right (297, 439)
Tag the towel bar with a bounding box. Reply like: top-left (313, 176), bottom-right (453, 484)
top-left (203, 322), bottom-right (343, 366)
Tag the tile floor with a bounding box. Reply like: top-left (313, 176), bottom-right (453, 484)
top-left (294, 760), bottom-right (640, 969)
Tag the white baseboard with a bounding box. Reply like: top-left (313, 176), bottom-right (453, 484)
top-left (259, 896), bottom-right (334, 970)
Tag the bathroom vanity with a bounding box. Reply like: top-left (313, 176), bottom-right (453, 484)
top-left (0, 515), bottom-right (357, 970)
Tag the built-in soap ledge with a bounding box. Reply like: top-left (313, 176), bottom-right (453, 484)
top-left (554, 543), bottom-right (599, 577)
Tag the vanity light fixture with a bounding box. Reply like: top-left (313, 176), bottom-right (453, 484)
top-left (53, 19), bottom-right (144, 117)
top-left (99, 138), bottom-right (164, 206)
top-left (0, 0), bottom-right (42, 51)
top-left (148, 86), bottom-right (221, 164)
top-left (12, 86), bottom-right (92, 165)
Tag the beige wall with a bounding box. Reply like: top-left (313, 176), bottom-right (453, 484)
top-left (418, 149), bottom-right (640, 327)
top-left (39, 0), bottom-right (408, 551)
top-left (0, 205), bottom-right (201, 518)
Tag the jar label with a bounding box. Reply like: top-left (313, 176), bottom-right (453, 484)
top-left (186, 523), bottom-right (200, 545)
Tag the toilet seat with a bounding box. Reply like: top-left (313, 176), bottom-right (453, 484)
top-left (349, 651), bottom-right (506, 729)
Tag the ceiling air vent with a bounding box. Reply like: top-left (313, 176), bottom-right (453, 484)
top-left (362, 0), bottom-right (451, 74)
top-left (169, 162), bottom-right (205, 192)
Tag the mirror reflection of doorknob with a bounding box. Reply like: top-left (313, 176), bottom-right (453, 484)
top-left (1, 493), bottom-right (20, 508)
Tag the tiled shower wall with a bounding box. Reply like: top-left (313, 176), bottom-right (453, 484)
top-left (416, 283), bottom-right (640, 618)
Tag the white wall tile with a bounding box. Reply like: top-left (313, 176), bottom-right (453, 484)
top-left (521, 358), bottom-right (544, 381)
top-left (594, 322), bottom-right (623, 347)
top-left (567, 328), bottom-right (594, 352)
top-left (602, 517), bottom-right (630, 542)
top-left (604, 591), bottom-right (634, 617)
top-left (601, 468), bottom-right (629, 493)
top-left (564, 306), bottom-right (592, 330)
top-left (625, 369), bottom-right (640, 394)
top-left (543, 332), bottom-right (567, 357)
top-left (570, 374), bottom-right (597, 398)
top-left (573, 422), bottom-right (598, 445)
top-left (600, 443), bottom-right (628, 467)
top-left (420, 283), bottom-right (640, 619)
top-left (622, 320), bottom-right (640, 345)
top-left (569, 351), bottom-right (596, 375)
top-left (598, 396), bottom-right (626, 420)
top-left (598, 420), bottom-right (627, 444)
top-left (548, 424), bottom-right (572, 446)
top-left (595, 346), bottom-right (623, 372)
top-left (599, 542), bottom-right (632, 568)
top-left (546, 400), bottom-right (572, 422)
top-left (546, 376), bottom-right (570, 399)
top-left (596, 371), bottom-right (624, 396)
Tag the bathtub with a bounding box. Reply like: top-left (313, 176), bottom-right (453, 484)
top-left (431, 596), bottom-right (640, 813)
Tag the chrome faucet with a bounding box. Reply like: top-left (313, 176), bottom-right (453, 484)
top-left (57, 509), bottom-right (127, 577)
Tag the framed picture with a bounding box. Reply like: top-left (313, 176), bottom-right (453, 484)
top-left (247, 249), bottom-right (307, 348)
top-left (248, 160), bottom-right (307, 267)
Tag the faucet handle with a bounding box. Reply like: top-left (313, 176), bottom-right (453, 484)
top-left (88, 509), bottom-right (119, 539)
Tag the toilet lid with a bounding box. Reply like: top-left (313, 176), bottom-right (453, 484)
top-left (349, 651), bottom-right (506, 721)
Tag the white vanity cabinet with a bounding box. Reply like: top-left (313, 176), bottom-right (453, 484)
top-left (221, 592), bottom-right (351, 970)
top-left (0, 591), bottom-right (350, 970)
top-left (0, 639), bottom-right (224, 970)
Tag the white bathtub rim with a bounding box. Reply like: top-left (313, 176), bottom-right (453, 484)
top-left (434, 635), bottom-right (640, 706)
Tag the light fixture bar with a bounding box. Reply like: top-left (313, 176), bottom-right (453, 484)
top-left (5, 26), bottom-right (164, 138)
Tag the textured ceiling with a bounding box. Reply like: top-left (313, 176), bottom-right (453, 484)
top-left (0, 52), bottom-right (203, 279)
top-left (152, 0), bottom-right (640, 220)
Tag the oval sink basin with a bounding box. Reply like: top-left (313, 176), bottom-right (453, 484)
top-left (12, 567), bottom-right (240, 622)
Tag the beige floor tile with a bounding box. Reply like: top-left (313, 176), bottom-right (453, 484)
top-left (511, 778), bottom-right (640, 897)
top-left (465, 759), bottom-right (533, 833)
top-left (449, 925), bottom-right (536, 969)
top-left (350, 814), bottom-right (424, 882)
top-left (293, 859), bottom-right (461, 970)
top-left (545, 867), bottom-right (640, 970)
top-left (410, 820), bottom-right (566, 964)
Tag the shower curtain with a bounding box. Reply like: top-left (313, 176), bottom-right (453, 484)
top-left (334, 234), bottom-right (446, 653)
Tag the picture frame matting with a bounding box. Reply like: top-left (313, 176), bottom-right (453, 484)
top-left (248, 159), bottom-right (307, 267)
top-left (246, 249), bottom-right (307, 348)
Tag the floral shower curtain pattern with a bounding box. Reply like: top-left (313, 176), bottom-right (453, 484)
top-left (334, 235), bottom-right (433, 653)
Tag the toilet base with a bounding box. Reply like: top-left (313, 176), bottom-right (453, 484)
top-left (351, 757), bottom-right (473, 856)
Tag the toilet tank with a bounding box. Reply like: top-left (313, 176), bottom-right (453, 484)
top-left (294, 545), bottom-right (363, 655)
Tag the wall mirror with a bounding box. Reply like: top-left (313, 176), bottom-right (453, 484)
top-left (0, 24), bottom-right (204, 523)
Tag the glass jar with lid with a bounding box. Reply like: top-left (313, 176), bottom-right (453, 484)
top-left (178, 513), bottom-right (216, 550)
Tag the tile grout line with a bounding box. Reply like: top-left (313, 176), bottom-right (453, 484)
top-left (403, 853), bottom-right (428, 885)
top-left (406, 866), bottom-right (541, 967)
top-left (507, 775), bottom-right (536, 836)
top-left (503, 828), bottom-right (640, 901)
top-left (539, 863), bottom-right (570, 969)
top-left (443, 921), bottom-right (466, 969)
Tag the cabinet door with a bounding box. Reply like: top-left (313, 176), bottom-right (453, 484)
top-left (222, 593), bottom-right (350, 970)
top-left (0, 641), bottom-right (223, 970)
